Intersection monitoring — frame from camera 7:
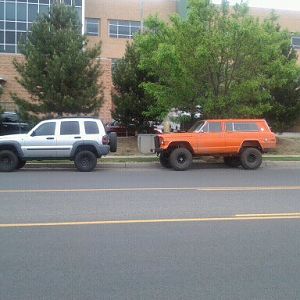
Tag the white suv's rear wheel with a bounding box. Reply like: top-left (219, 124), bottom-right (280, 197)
top-left (0, 150), bottom-right (18, 172)
top-left (74, 150), bottom-right (97, 172)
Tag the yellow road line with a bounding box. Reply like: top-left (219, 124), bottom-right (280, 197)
top-left (1, 215), bottom-right (300, 228)
top-left (0, 186), bottom-right (300, 193)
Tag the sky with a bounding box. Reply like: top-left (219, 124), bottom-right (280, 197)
top-left (213, 0), bottom-right (300, 11)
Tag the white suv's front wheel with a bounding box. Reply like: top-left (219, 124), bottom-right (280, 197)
top-left (74, 150), bottom-right (97, 172)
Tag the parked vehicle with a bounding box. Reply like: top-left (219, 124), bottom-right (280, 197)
top-left (154, 119), bottom-right (277, 171)
top-left (0, 117), bottom-right (117, 172)
top-left (105, 120), bottom-right (136, 136)
top-left (105, 120), bottom-right (162, 136)
top-left (0, 112), bottom-right (30, 135)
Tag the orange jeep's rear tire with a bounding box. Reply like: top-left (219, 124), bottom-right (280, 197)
top-left (224, 156), bottom-right (241, 168)
top-left (169, 147), bottom-right (192, 171)
top-left (240, 147), bottom-right (262, 170)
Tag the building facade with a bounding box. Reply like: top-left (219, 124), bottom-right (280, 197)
top-left (0, 0), bottom-right (300, 124)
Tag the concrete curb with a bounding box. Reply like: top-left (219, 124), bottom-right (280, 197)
top-left (24, 160), bottom-right (300, 170)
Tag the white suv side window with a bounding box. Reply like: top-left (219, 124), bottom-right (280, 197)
top-left (84, 121), bottom-right (99, 134)
top-left (34, 122), bottom-right (56, 136)
top-left (60, 121), bottom-right (80, 135)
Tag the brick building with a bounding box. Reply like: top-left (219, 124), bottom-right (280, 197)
top-left (0, 0), bottom-right (300, 124)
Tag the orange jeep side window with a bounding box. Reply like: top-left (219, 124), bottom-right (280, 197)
top-left (208, 122), bottom-right (222, 132)
top-left (226, 123), bottom-right (233, 131)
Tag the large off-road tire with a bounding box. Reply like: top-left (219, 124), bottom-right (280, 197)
top-left (0, 150), bottom-right (18, 172)
top-left (16, 160), bottom-right (26, 169)
top-left (240, 147), bottom-right (262, 170)
top-left (74, 150), bottom-right (97, 172)
top-left (224, 156), bottom-right (241, 168)
top-left (159, 152), bottom-right (171, 168)
top-left (169, 147), bottom-right (193, 171)
top-left (109, 132), bottom-right (117, 153)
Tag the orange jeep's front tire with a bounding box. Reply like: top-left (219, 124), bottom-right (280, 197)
top-left (169, 147), bottom-right (192, 171)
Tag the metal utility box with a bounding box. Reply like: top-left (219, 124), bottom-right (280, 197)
top-left (138, 134), bottom-right (156, 154)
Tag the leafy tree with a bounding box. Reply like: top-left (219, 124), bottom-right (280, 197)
top-left (112, 43), bottom-right (161, 131)
top-left (13, 3), bottom-right (103, 117)
top-left (136, 0), bottom-right (300, 130)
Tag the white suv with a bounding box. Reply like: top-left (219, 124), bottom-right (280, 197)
top-left (0, 117), bottom-right (117, 172)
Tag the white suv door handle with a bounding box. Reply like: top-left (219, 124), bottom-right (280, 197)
top-left (46, 137), bottom-right (54, 140)
top-left (74, 136), bottom-right (81, 139)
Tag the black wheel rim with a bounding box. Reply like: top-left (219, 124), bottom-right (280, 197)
top-left (177, 154), bottom-right (186, 164)
top-left (247, 153), bottom-right (257, 163)
top-left (80, 156), bottom-right (90, 169)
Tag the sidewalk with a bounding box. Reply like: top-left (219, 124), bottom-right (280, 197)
top-left (23, 154), bottom-right (300, 169)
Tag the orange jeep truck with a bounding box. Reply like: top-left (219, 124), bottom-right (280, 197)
top-left (154, 119), bottom-right (276, 171)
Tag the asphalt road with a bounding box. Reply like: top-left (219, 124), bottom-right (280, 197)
top-left (1, 165), bottom-right (300, 299)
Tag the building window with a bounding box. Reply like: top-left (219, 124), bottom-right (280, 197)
top-left (0, 0), bottom-right (83, 54)
top-left (109, 20), bottom-right (140, 39)
top-left (292, 36), bottom-right (300, 49)
top-left (85, 18), bottom-right (100, 36)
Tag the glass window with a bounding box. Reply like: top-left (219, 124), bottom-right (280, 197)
top-left (17, 3), bottom-right (27, 22)
top-left (233, 123), bottom-right (259, 132)
top-left (60, 121), bottom-right (80, 135)
top-left (75, 0), bottom-right (82, 6)
top-left (17, 22), bottom-right (27, 31)
top-left (39, 0), bottom-right (49, 4)
top-left (34, 122), bottom-right (56, 136)
top-left (6, 21), bottom-right (16, 30)
top-left (109, 20), bottom-right (141, 39)
top-left (17, 31), bottom-right (27, 44)
top-left (76, 7), bottom-right (82, 22)
top-left (118, 25), bottom-right (130, 36)
top-left (0, 3), bottom-right (4, 20)
top-left (84, 121), bottom-right (99, 134)
top-left (292, 36), bottom-right (300, 49)
top-left (28, 4), bottom-right (38, 22)
top-left (6, 3), bottom-right (16, 21)
top-left (85, 18), bottom-right (100, 36)
top-left (39, 5), bottom-right (49, 16)
top-left (109, 25), bottom-right (117, 35)
top-left (6, 31), bottom-right (15, 44)
top-left (4, 45), bottom-right (16, 53)
top-left (1, 113), bottom-right (19, 123)
top-left (0, 21), bottom-right (4, 30)
top-left (0, 31), bottom-right (3, 43)
top-left (226, 123), bottom-right (233, 132)
top-left (208, 122), bottom-right (222, 132)
top-left (201, 123), bottom-right (208, 133)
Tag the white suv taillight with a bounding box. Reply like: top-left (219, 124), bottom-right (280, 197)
top-left (102, 135), bottom-right (109, 145)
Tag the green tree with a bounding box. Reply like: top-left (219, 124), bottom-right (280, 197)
top-left (112, 43), bottom-right (161, 131)
top-left (136, 0), bottom-right (300, 130)
top-left (13, 3), bottom-right (103, 117)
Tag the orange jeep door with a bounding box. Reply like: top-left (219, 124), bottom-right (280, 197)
top-left (224, 122), bottom-right (261, 153)
top-left (196, 121), bottom-right (226, 154)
